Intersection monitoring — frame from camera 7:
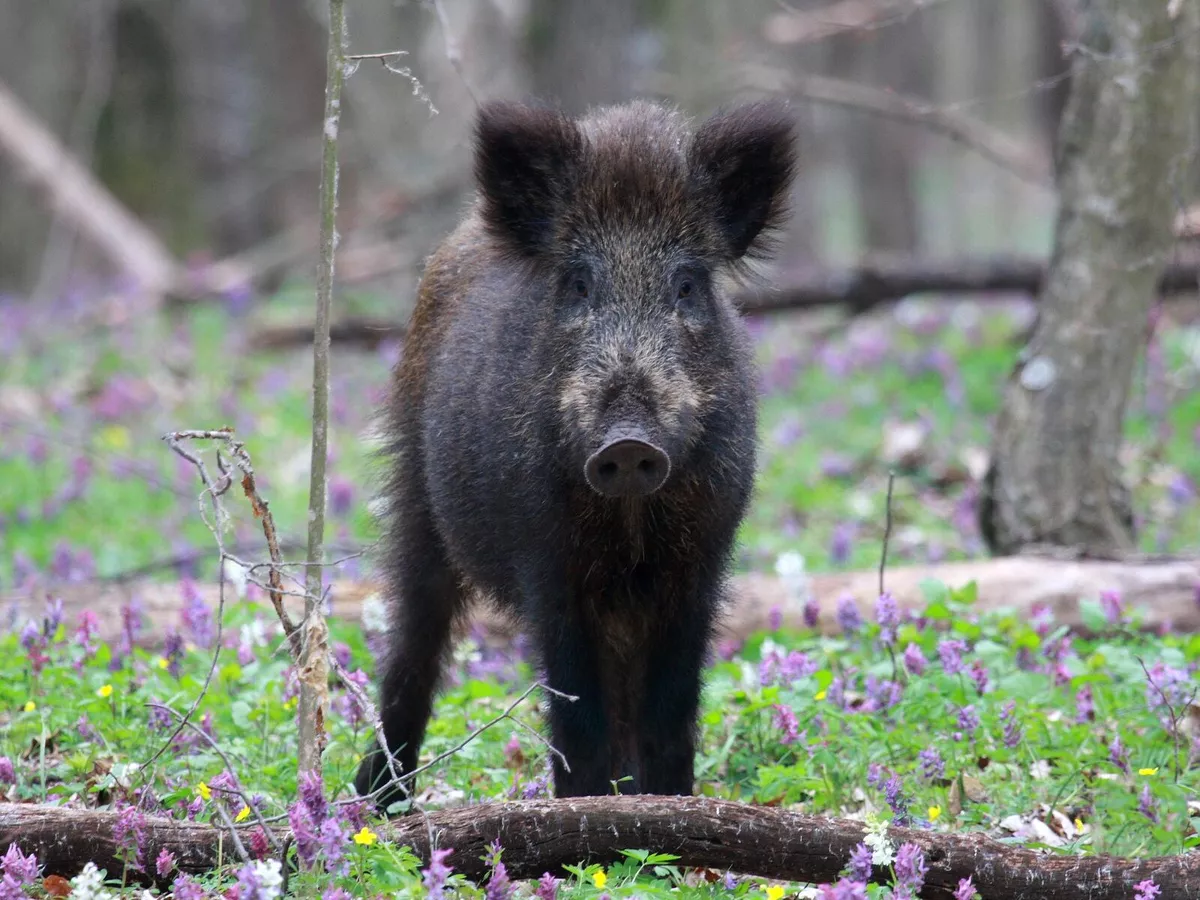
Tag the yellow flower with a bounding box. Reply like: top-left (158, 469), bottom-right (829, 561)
top-left (352, 826), bottom-right (377, 846)
top-left (98, 425), bottom-right (131, 451)
top-left (97, 684), bottom-right (113, 699)
top-left (1138, 767), bottom-right (1159, 776)
top-left (1074, 817), bottom-right (1085, 832)
top-left (592, 870), bottom-right (607, 889)
top-left (814, 690), bottom-right (827, 702)
top-left (23, 701), bottom-right (36, 713)
top-left (196, 782), bottom-right (211, 801)
top-left (157, 656), bottom-right (170, 670)
top-left (235, 805), bottom-right (250, 823)
top-left (765, 886), bottom-right (785, 900)
top-left (927, 805), bottom-right (941, 822)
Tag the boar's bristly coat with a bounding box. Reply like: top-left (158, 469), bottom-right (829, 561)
top-left (356, 98), bottom-right (796, 812)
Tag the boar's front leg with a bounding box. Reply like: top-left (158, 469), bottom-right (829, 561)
top-left (636, 578), bottom-right (720, 796)
top-left (528, 583), bottom-right (615, 797)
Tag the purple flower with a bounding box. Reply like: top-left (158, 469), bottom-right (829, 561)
top-left (1109, 735), bottom-right (1130, 773)
top-left (1139, 783), bottom-right (1158, 824)
top-left (818, 880), bottom-right (868, 900)
top-left (535, 872), bottom-right (559, 900)
top-left (323, 889), bottom-right (352, 900)
top-left (803, 596), bottom-right (820, 628)
top-left (485, 860), bottom-right (513, 900)
top-left (298, 769), bottom-right (328, 823)
top-left (1099, 590), bottom-right (1124, 625)
top-left (155, 848), bottom-right (176, 878)
top-left (768, 605), bottom-right (783, 631)
top-left (171, 875), bottom-right (206, 900)
top-left (918, 747), bottom-right (944, 781)
top-left (773, 704), bottom-right (800, 745)
top-left (969, 660), bottom-right (989, 695)
top-left (1134, 879), bottom-right (1162, 900)
top-left (875, 593), bottom-right (899, 646)
top-left (956, 705), bottom-right (980, 737)
top-left (937, 639), bottom-right (967, 675)
top-left (830, 523), bottom-right (856, 565)
top-left (1, 843), bottom-right (39, 885)
top-left (148, 700), bottom-right (173, 732)
top-left (329, 476), bottom-right (356, 517)
top-left (864, 676), bottom-right (902, 712)
top-left (288, 805), bottom-right (320, 869)
top-left (836, 596), bottom-right (862, 634)
top-left (884, 775), bottom-right (910, 825)
top-left (893, 842), bottom-right (928, 897)
top-left (318, 817), bottom-right (351, 875)
top-left (180, 579), bottom-right (214, 648)
top-left (248, 827), bottom-right (271, 860)
top-left (953, 876), bottom-right (978, 900)
top-left (164, 630), bottom-right (185, 678)
top-left (1075, 685), bottom-right (1095, 723)
top-left (112, 803), bottom-right (147, 871)
top-left (0, 758), bottom-right (14, 786)
top-left (902, 643), bottom-right (926, 677)
top-left (422, 847), bottom-right (454, 900)
top-left (332, 668), bottom-right (371, 727)
top-left (846, 842), bottom-right (872, 882)
top-left (1000, 700), bottom-right (1021, 748)
top-left (866, 763), bottom-right (886, 790)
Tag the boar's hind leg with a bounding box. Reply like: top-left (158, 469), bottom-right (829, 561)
top-left (355, 507), bottom-right (463, 814)
top-left (637, 591), bottom-right (717, 796)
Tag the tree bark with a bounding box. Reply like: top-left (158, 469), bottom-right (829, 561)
top-left (980, 0), bottom-right (1200, 556)
top-left (2, 797), bottom-right (1197, 898)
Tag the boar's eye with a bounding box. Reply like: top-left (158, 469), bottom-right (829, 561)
top-left (572, 277), bottom-right (590, 299)
top-left (673, 274), bottom-right (704, 317)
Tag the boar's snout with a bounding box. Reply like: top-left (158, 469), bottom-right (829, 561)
top-left (584, 426), bottom-right (671, 498)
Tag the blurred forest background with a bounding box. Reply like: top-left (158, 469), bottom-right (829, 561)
top-left (3, 0), bottom-right (1199, 595)
top-left (0, 0), bottom-right (1071, 300)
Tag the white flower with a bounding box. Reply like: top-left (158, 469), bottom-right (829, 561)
top-left (863, 816), bottom-right (895, 866)
top-left (361, 592), bottom-right (389, 634)
top-left (69, 862), bottom-right (114, 900)
top-left (252, 858), bottom-right (284, 900)
top-left (1030, 759), bottom-right (1052, 780)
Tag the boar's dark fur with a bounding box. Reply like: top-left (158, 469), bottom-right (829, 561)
top-left (356, 97), bottom-right (796, 812)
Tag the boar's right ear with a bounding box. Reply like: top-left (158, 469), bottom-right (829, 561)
top-left (690, 101), bottom-right (797, 263)
top-left (474, 100), bottom-right (583, 256)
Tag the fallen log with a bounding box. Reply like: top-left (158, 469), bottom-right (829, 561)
top-left (243, 255), bottom-right (1200, 351)
top-left (1, 797), bottom-right (1195, 899)
top-left (5, 555), bottom-right (1199, 646)
top-left (0, 80), bottom-right (185, 299)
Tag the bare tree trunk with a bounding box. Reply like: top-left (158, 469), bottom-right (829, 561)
top-left (527, 0), bottom-right (641, 114)
top-left (980, 0), bottom-right (1200, 556)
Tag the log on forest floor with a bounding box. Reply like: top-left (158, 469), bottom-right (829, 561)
top-left (2, 797), bottom-right (1197, 899)
top-left (4, 555), bottom-right (1198, 646)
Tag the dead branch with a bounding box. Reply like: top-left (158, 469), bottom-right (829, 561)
top-left (0, 78), bottom-right (185, 298)
top-left (7, 555), bottom-right (1199, 649)
top-left (2, 797), bottom-right (1196, 898)
top-left (763, 0), bottom-right (954, 47)
top-left (242, 254), bottom-right (1200, 351)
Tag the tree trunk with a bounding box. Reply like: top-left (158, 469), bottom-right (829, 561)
top-left (980, 0), bottom-right (1200, 556)
top-left (4, 797), bottom-right (1198, 898)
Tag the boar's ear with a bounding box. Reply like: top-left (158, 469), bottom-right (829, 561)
top-left (690, 101), bottom-right (797, 262)
top-left (474, 100), bottom-right (583, 256)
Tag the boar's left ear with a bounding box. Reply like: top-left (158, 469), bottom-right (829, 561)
top-left (474, 99), bottom-right (583, 257)
top-left (690, 101), bottom-right (797, 262)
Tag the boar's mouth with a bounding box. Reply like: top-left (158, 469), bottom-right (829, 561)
top-left (583, 424), bottom-right (671, 498)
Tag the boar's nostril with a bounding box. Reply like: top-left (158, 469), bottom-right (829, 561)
top-left (585, 435), bottom-right (671, 498)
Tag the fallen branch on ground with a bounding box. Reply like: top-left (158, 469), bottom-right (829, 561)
top-left (2, 797), bottom-right (1196, 898)
top-left (6, 554), bottom-right (1198, 647)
